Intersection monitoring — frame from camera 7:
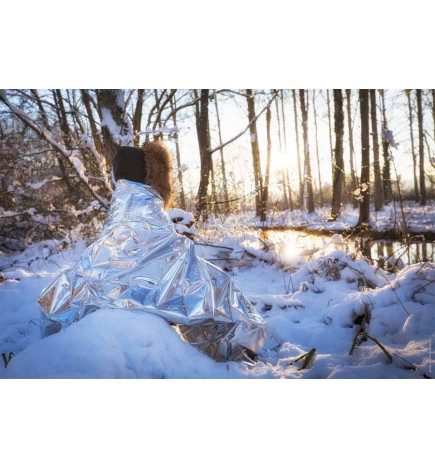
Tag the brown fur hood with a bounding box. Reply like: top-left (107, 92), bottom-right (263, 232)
top-left (142, 140), bottom-right (173, 209)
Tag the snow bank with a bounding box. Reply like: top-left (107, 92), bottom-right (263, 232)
top-left (2, 310), bottom-right (243, 379)
top-left (1, 234), bottom-right (434, 379)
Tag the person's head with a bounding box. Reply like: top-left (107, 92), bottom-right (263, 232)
top-left (112, 141), bottom-right (173, 209)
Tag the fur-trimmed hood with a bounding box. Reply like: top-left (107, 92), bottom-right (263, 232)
top-left (112, 142), bottom-right (173, 209)
top-left (142, 140), bottom-right (173, 209)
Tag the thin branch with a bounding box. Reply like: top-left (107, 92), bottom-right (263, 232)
top-left (209, 91), bottom-right (278, 154)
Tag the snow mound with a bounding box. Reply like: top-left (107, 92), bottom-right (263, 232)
top-left (1, 310), bottom-right (243, 379)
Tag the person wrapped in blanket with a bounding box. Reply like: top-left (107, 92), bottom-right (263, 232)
top-left (38, 141), bottom-right (266, 362)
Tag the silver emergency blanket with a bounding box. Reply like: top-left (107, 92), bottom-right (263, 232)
top-left (38, 179), bottom-right (266, 362)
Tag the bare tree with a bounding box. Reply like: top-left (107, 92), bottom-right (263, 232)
top-left (213, 91), bottom-right (230, 212)
top-left (404, 89), bottom-right (419, 200)
top-left (379, 89), bottom-right (392, 202)
top-left (246, 89), bottom-right (265, 220)
top-left (370, 89), bottom-right (384, 211)
top-left (280, 90), bottom-right (288, 153)
top-left (291, 90), bottom-right (303, 204)
top-left (416, 89), bottom-right (427, 206)
top-left (97, 89), bottom-right (133, 163)
top-left (299, 89), bottom-right (315, 213)
top-left (81, 90), bottom-right (104, 159)
top-left (358, 90), bottom-right (370, 227)
top-left (330, 89), bottom-right (345, 219)
top-left (169, 96), bottom-right (186, 210)
top-left (195, 90), bottom-right (212, 218)
top-left (345, 90), bottom-right (358, 205)
top-left (263, 105), bottom-right (272, 214)
top-left (312, 90), bottom-right (324, 206)
top-left (133, 89), bottom-right (145, 147)
top-left (326, 89), bottom-right (335, 183)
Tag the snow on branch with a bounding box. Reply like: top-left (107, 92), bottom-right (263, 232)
top-left (0, 90), bottom-right (109, 208)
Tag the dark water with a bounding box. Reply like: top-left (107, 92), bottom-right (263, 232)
top-left (258, 229), bottom-right (434, 270)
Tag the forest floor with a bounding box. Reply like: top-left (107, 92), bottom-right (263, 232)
top-left (1, 214), bottom-right (434, 379)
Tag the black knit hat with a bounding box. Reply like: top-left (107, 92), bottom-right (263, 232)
top-left (112, 146), bottom-right (147, 184)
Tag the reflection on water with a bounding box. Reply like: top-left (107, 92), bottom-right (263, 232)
top-left (256, 229), bottom-right (434, 270)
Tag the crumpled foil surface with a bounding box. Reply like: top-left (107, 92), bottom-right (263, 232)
top-left (38, 179), bottom-right (266, 362)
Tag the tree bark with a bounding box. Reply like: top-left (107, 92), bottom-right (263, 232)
top-left (97, 89), bottom-right (132, 164)
top-left (370, 89), bottom-right (384, 211)
top-left (299, 90), bottom-right (315, 213)
top-left (274, 91), bottom-right (282, 152)
top-left (312, 90), bottom-right (324, 207)
top-left (286, 168), bottom-right (293, 210)
top-left (379, 89), bottom-right (392, 202)
top-left (326, 89), bottom-right (335, 183)
top-left (264, 105), bottom-right (272, 215)
top-left (81, 90), bottom-right (104, 158)
top-left (280, 90), bottom-right (288, 153)
top-left (345, 90), bottom-right (358, 206)
top-left (330, 89), bottom-right (345, 219)
top-left (133, 89), bottom-right (145, 147)
top-left (195, 90), bottom-right (212, 218)
top-left (291, 90), bottom-right (303, 205)
top-left (416, 89), bottom-right (427, 206)
top-left (170, 96), bottom-right (186, 210)
top-left (213, 91), bottom-right (230, 212)
top-left (246, 89), bottom-right (265, 220)
top-left (405, 89), bottom-right (419, 200)
top-left (358, 90), bottom-right (370, 226)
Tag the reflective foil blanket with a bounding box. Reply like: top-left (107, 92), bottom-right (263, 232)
top-left (38, 179), bottom-right (266, 362)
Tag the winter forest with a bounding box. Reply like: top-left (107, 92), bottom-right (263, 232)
top-left (1, 89), bottom-right (434, 378)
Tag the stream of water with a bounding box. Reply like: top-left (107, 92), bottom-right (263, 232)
top-left (258, 229), bottom-right (435, 269)
top-left (201, 227), bottom-right (435, 271)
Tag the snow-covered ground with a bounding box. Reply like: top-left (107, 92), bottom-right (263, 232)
top-left (1, 231), bottom-right (434, 379)
top-left (204, 201), bottom-right (435, 235)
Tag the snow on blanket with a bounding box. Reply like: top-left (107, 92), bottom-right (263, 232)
top-left (1, 238), bottom-right (434, 379)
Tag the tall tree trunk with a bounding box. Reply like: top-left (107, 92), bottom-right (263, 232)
top-left (81, 90), bottom-right (105, 159)
top-left (281, 90), bottom-right (292, 210)
top-left (286, 168), bottom-right (293, 210)
top-left (327, 89), bottom-right (335, 183)
top-left (97, 89), bottom-right (132, 163)
top-left (55, 89), bottom-right (73, 150)
top-left (133, 89), bottom-right (145, 147)
top-left (170, 96), bottom-right (186, 210)
top-left (291, 89), bottom-right (303, 205)
top-left (405, 89), bottom-right (419, 200)
top-left (432, 89), bottom-right (435, 143)
top-left (358, 90), bottom-right (370, 226)
top-left (312, 90), bottom-right (324, 206)
top-left (213, 91), bottom-right (230, 212)
top-left (280, 90), bottom-right (288, 153)
top-left (281, 169), bottom-right (289, 209)
top-left (370, 89), bottom-right (384, 211)
top-left (246, 89), bottom-right (265, 220)
top-left (30, 89), bottom-right (49, 127)
top-left (379, 89), bottom-right (392, 202)
top-left (207, 117), bottom-right (218, 215)
top-left (416, 89), bottom-right (427, 206)
top-left (263, 106), bottom-right (272, 215)
top-left (195, 90), bottom-right (212, 218)
top-left (274, 92), bottom-right (282, 152)
top-left (345, 90), bottom-right (358, 206)
top-left (330, 89), bottom-right (345, 219)
top-left (299, 90), bottom-right (315, 213)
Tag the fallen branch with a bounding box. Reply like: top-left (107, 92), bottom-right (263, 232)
top-left (289, 348), bottom-right (317, 370)
top-left (2, 352), bottom-right (15, 369)
top-left (349, 331), bottom-right (393, 363)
